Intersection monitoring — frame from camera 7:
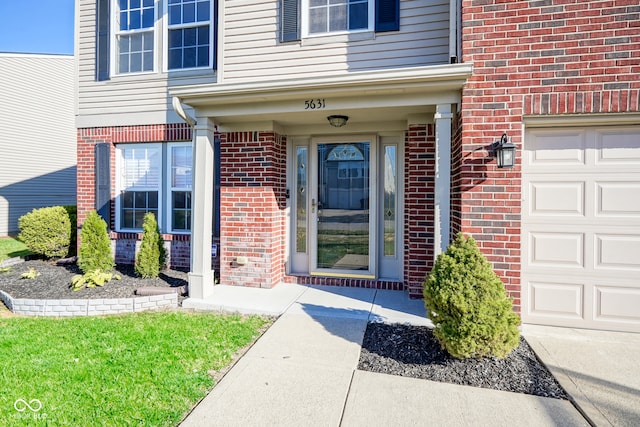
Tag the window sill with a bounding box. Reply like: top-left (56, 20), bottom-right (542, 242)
top-left (301, 31), bottom-right (375, 46)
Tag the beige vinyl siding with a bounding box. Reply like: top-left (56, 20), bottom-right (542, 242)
top-left (0, 54), bottom-right (76, 235)
top-left (76, 0), bottom-right (217, 127)
top-left (222, 0), bottom-right (450, 82)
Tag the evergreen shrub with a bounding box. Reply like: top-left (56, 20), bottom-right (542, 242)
top-left (423, 233), bottom-right (521, 359)
top-left (18, 206), bottom-right (71, 258)
top-left (78, 211), bottom-right (114, 274)
top-left (134, 213), bottom-right (166, 278)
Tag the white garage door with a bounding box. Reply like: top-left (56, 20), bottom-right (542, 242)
top-left (522, 125), bottom-right (640, 332)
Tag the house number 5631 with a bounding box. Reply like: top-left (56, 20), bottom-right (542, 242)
top-left (304, 99), bottom-right (326, 110)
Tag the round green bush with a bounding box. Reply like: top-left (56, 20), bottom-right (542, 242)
top-left (135, 213), bottom-right (166, 278)
top-left (18, 206), bottom-right (72, 258)
top-left (78, 210), bottom-right (115, 274)
top-left (423, 233), bottom-right (521, 359)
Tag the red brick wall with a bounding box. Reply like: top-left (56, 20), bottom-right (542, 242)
top-left (404, 124), bottom-right (436, 298)
top-left (460, 0), bottom-right (640, 310)
top-left (219, 131), bottom-right (287, 288)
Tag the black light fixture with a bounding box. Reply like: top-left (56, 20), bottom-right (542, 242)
top-left (493, 133), bottom-right (516, 168)
top-left (327, 115), bottom-right (349, 127)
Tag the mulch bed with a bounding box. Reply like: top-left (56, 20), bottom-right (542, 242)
top-left (0, 260), bottom-right (188, 304)
top-left (358, 322), bottom-right (568, 399)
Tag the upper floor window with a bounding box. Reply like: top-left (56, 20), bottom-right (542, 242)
top-left (115, 0), bottom-right (155, 74)
top-left (101, 0), bottom-right (215, 79)
top-left (281, 0), bottom-right (398, 43)
top-left (306, 0), bottom-right (372, 35)
top-left (168, 0), bottom-right (211, 69)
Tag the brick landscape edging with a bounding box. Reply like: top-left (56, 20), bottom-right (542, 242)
top-left (0, 289), bottom-right (177, 317)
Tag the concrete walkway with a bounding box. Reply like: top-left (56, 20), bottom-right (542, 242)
top-left (181, 284), bottom-right (638, 426)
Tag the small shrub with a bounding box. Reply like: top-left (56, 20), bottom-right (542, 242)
top-left (134, 213), bottom-right (166, 278)
top-left (78, 211), bottom-right (115, 274)
top-left (423, 233), bottom-right (521, 359)
top-left (71, 269), bottom-right (121, 291)
top-left (18, 206), bottom-right (71, 258)
top-left (21, 267), bottom-right (40, 280)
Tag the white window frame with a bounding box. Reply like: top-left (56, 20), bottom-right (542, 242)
top-left (111, 0), bottom-right (158, 76)
top-left (301, 0), bottom-right (374, 38)
top-left (115, 143), bottom-right (163, 232)
top-left (163, 0), bottom-right (215, 71)
top-left (110, 0), bottom-right (216, 76)
top-left (166, 142), bottom-right (193, 234)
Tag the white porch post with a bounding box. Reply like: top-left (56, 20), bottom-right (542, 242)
top-left (189, 117), bottom-right (215, 299)
top-left (434, 104), bottom-right (453, 256)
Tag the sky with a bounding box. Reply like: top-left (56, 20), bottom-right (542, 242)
top-left (0, 0), bottom-right (75, 55)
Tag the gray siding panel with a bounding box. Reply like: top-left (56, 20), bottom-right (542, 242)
top-left (0, 54), bottom-right (76, 235)
top-left (223, 0), bottom-right (450, 82)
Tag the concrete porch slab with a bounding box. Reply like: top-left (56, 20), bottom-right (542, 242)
top-left (286, 284), bottom-right (376, 319)
top-left (182, 282), bottom-right (307, 316)
top-left (369, 289), bottom-right (434, 326)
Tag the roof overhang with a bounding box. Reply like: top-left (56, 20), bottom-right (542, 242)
top-left (170, 63), bottom-right (472, 132)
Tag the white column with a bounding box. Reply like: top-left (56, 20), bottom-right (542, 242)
top-left (188, 117), bottom-right (215, 299)
top-left (434, 104), bottom-right (453, 256)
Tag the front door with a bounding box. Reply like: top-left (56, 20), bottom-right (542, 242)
top-left (288, 135), bottom-right (402, 280)
top-left (310, 140), bottom-right (376, 278)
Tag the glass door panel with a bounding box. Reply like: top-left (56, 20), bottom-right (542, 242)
top-left (313, 141), bottom-right (374, 276)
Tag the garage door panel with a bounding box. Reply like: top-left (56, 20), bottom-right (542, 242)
top-left (596, 182), bottom-right (640, 216)
top-left (526, 281), bottom-right (584, 319)
top-left (596, 128), bottom-right (640, 164)
top-left (595, 286), bottom-right (640, 323)
top-left (526, 130), bottom-right (586, 166)
top-left (523, 124), bottom-right (640, 332)
top-left (529, 232), bottom-right (584, 267)
top-left (530, 181), bottom-right (584, 216)
top-left (596, 234), bottom-right (640, 270)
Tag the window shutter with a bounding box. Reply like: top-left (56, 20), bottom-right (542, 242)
top-left (212, 0), bottom-right (218, 70)
top-left (96, 0), bottom-right (110, 81)
top-left (375, 0), bottom-right (400, 32)
top-left (281, 0), bottom-right (301, 42)
top-left (95, 143), bottom-right (111, 227)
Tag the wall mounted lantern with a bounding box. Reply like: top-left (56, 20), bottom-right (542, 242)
top-left (327, 115), bottom-right (349, 127)
top-left (493, 133), bottom-right (516, 168)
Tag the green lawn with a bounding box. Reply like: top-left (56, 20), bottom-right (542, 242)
top-left (0, 311), bottom-right (271, 426)
top-left (0, 236), bottom-right (31, 261)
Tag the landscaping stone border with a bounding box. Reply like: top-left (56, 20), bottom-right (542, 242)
top-left (0, 289), bottom-right (177, 317)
